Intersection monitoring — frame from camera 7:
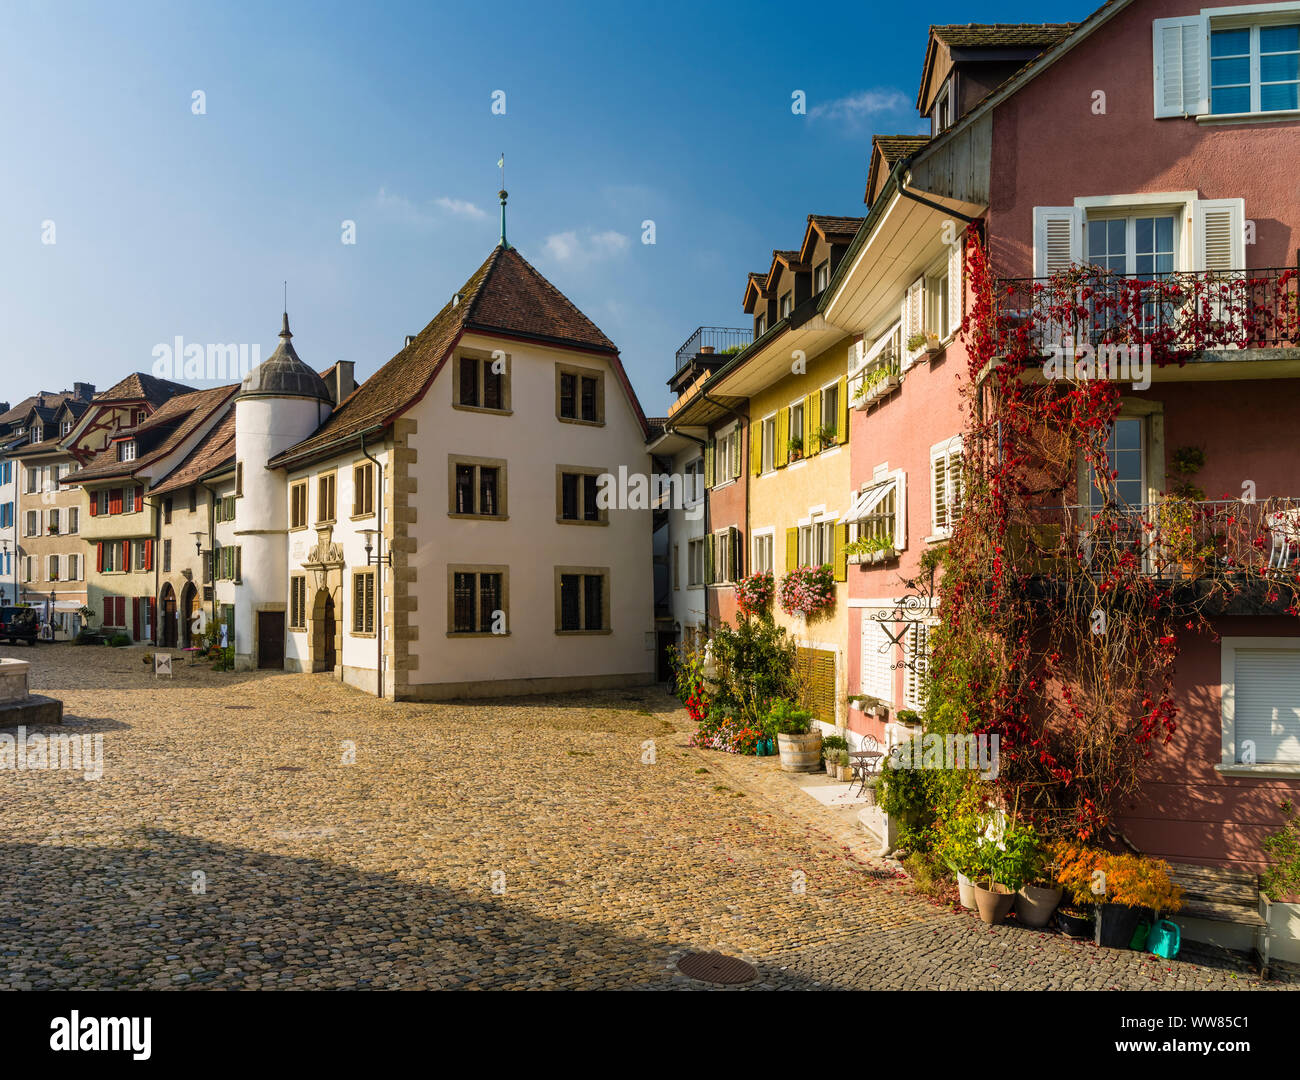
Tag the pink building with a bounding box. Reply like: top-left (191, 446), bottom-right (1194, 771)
top-left (836, 0), bottom-right (1300, 871)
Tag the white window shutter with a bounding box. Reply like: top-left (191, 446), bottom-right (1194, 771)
top-left (902, 278), bottom-right (925, 369)
top-left (1193, 198), bottom-right (1245, 272)
top-left (1153, 16), bottom-right (1208, 119)
top-left (894, 471), bottom-right (907, 551)
top-left (1032, 206), bottom-right (1083, 276)
top-left (932, 453), bottom-right (948, 533)
top-left (947, 236), bottom-right (964, 336)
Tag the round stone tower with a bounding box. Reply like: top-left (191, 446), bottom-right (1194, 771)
top-left (232, 313), bottom-right (333, 669)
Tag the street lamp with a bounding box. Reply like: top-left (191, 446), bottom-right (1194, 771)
top-left (191, 530), bottom-right (207, 557)
top-left (359, 529), bottom-right (391, 567)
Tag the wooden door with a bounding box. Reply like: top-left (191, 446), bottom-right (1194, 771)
top-left (257, 611), bottom-right (285, 669)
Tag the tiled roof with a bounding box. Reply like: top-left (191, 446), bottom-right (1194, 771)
top-left (931, 23), bottom-right (1078, 48)
top-left (94, 371), bottom-right (193, 407)
top-left (875, 135), bottom-right (932, 164)
top-left (807, 214), bottom-right (866, 236)
top-left (644, 417), bottom-right (668, 441)
top-left (0, 392), bottom-right (72, 428)
top-left (149, 407), bottom-right (236, 496)
top-left (69, 384), bottom-right (237, 485)
top-left (270, 244), bottom-right (634, 468)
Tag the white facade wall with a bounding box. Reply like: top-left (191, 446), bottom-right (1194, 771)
top-left (232, 394), bottom-right (331, 669)
top-left (666, 443), bottom-right (706, 641)
top-left (402, 332), bottom-right (655, 696)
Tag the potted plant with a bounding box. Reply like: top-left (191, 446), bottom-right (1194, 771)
top-left (769, 699), bottom-right (821, 773)
top-left (894, 708), bottom-right (923, 731)
top-left (788, 435), bottom-right (804, 461)
top-left (906, 330), bottom-right (942, 356)
top-left (862, 773), bottom-right (880, 805)
top-left (1093, 851), bottom-right (1183, 948)
top-left (836, 749), bottom-right (852, 782)
top-left (1156, 494), bottom-right (1199, 578)
top-left (816, 424), bottom-right (839, 452)
top-left (1050, 841), bottom-right (1103, 938)
top-left (822, 734), bottom-right (848, 776)
top-left (935, 804), bottom-right (985, 911)
top-left (1003, 824), bottom-right (1061, 927)
top-left (972, 838), bottom-right (1017, 925)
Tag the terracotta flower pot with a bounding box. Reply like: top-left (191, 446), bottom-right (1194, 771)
top-left (973, 882), bottom-right (1015, 925)
top-left (1014, 883), bottom-right (1063, 928)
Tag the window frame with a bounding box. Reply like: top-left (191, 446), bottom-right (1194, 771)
top-left (751, 528), bottom-right (775, 575)
top-left (289, 574), bottom-right (307, 630)
top-left (929, 436), bottom-right (964, 541)
top-left (453, 350), bottom-right (513, 414)
top-left (555, 465), bottom-right (608, 526)
top-left (555, 363), bottom-right (606, 426)
top-left (446, 564), bottom-right (510, 637)
top-left (554, 565), bottom-right (611, 634)
top-left (448, 455), bottom-right (508, 519)
top-left (352, 568), bottom-right (377, 636)
top-left (290, 480), bottom-right (309, 530)
top-left (1218, 636), bottom-right (1300, 775)
top-left (352, 462), bottom-right (375, 519)
top-left (316, 471), bottom-right (337, 525)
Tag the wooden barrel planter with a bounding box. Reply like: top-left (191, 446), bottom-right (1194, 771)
top-left (776, 732), bottom-right (822, 773)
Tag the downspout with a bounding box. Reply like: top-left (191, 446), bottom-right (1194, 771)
top-left (360, 433), bottom-right (384, 700)
top-left (896, 168), bottom-right (979, 224)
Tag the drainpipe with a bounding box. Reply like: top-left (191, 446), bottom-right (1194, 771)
top-left (360, 433), bottom-right (384, 700)
top-left (896, 168), bottom-right (979, 225)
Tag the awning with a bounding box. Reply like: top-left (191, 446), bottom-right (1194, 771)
top-left (843, 479), bottom-right (896, 523)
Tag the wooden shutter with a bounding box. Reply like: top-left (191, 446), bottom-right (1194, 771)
top-left (132, 597), bottom-right (140, 641)
top-left (785, 527), bottom-right (798, 571)
top-left (1193, 199), bottom-right (1245, 272)
top-left (775, 407), bottom-right (789, 467)
top-left (144, 539), bottom-right (153, 571)
top-left (806, 392), bottom-right (820, 449)
top-left (750, 420), bottom-right (762, 477)
top-left (905, 622), bottom-right (932, 709)
top-left (833, 522), bottom-right (849, 582)
top-left (234, 547), bottom-right (242, 583)
top-left (1033, 207), bottom-right (1084, 277)
top-left (134, 487), bottom-right (143, 512)
top-left (902, 278), bottom-right (925, 368)
top-left (729, 526), bottom-right (742, 580)
top-left (704, 439), bottom-right (715, 488)
top-left (103, 597), bottom-right (111, 624)
top-left (109, 488), bottom-right (122, 515)
top-left (836, 375), bottom-right (849, 444)
top-left (1153, 16), bottom-right (1208, 118)
top-left (730, 427), bottom-right (742, 480)
top-left (704, 533), bottom-right (714, 584)
top-left (96, 542), bottom-right (104, 573)
top-left (88, 494), bottom-right (98, 517)
top-left (933, 453), bottom-right (949, 533)
top-left (947, 235), bottom-right (964, 335)
top-left (121, 540), bottom-right (130, 571)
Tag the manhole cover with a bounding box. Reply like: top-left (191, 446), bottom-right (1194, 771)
top-left (675, 951), bottom-right (758, 985)
top-left (272, 766), bottom-right (304, 772)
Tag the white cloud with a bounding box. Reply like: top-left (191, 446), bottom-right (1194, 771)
top-left (544, 229), bottom-right (629, 267)
top-left (810, 89), bottom-right (912, 126)
top-left (435, 196), bottom-right (487, 221)
top-left (372, 186), bottom-right (436, 228)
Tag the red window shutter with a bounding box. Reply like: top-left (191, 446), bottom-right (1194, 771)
top-left (122, 540), bottom-right (130, 571)
top-left (132, 598), bottom-right (140, 641)
top-left (109, 488), bottom-right (122, 515)
top-left (135, 488), bottom-right (143, 513)
top-left (96, 542), bottom-right (104, 572)
top-left (144, 539), bottom-right (153, 571)
top-left (117, 597), bottom-right (125, 626)
top-left (89, 495), bottom-right (98, 517)
top-left (148, 598), bottom-right (156, 642)
top-left (103, 597), bottom-right (111, 624)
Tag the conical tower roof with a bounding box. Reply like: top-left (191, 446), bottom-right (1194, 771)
top-left (237, 313), bottom-right (333, 402)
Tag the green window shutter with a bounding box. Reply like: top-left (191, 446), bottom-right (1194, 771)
top-left (833, 522), bottom-right (849, 582)
top-left (785, 527), bottom-right (798, 571)
top-left (704, 439), bottom-right (715, 488)
top-left (836, 375), bottom-right (849, 444)
top-left (729, 526), bottom-right (741, 580)
top-left (775, 407), bottom-right (789, 468)
top-left (730, 428), bottom-right (742, 480)
top-left (705, 533), bottom-right (715, 583)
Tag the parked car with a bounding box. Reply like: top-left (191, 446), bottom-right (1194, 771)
top-left (0, 606), bottom-right (39, 646)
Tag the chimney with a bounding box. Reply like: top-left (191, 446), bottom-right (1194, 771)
top-left (331, 361), bottom-right (356, 406)
top-left (0, 401), bottom-right (8, 416)
top-left (74, 382), bottom-right (95, 401)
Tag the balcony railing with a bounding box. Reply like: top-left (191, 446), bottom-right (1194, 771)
top-left (1008, 498), bottom-right (1300, 581)
top-left (674, 326), bottom-right (752, 372)
top-left (995, 267), bottom-right (1299, 354)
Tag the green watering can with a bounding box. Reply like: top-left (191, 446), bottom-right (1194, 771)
top-left (1147, 919), bottom-right (1181, 960)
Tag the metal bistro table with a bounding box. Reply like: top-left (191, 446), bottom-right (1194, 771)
top-left (847, 737), bottom-right (884, 797)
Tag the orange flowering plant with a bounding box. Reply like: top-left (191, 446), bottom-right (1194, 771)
top-left (1047, 841), bottom-right (1183, 913)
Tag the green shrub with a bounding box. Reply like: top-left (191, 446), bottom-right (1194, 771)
top-left (709, 611), bottom-right (799, 727)
top-left (766, 699), bottom-right (815, 736)
top-left (106, 633), bottom-right (131, 648)
top-left (822, 734), bottom-right (849, 755)
top-left (1263, 800), bottom-right (1300, 903)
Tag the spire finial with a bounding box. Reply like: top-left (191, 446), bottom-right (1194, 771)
top-left (280, 311), bottom-right (292, 340)
top-left (497, 153), bottom-right (510, 249)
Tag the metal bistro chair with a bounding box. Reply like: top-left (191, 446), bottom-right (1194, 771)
top-left (848, 736), bottom-right (883, 797)
top-left (1266, 509), bottom-right (1300, 571)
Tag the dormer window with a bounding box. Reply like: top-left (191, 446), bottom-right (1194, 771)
top-left (60, 419), bottom-right (72, 436)
top-left (780, 294), bottom-right (792, 319)
top-left (815, 260), bottom-right (829, 293)
top-left (933, 83), bottom-right (952, 133)
top-left (29, 425), bottom-right (43, 443)
top-left (756, 314), bottom-right (766, 337)
top-left (118, 440), bottom-right (136, 462)
top-left (132, 409), bottom-right (146, 426)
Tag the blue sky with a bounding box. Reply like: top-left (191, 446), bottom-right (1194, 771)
top-left (0, 0), bottom-right (1082, 415)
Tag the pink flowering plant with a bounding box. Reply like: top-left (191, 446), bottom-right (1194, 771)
top-left (735, 570), bottom-right (774, 614)
top-left (778, 564), bottom-right (836, 619)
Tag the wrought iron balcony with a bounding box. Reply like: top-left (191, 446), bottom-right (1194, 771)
top-left (674, 326), bottom-right (752, 372)
top-left (994, 267), bottom-right (1299, 353)
top-left (1008, 498), bottom-right (1300, 582)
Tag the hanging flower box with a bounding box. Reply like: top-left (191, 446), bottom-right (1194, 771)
top-left (778, 564), bottom-right (836, 619)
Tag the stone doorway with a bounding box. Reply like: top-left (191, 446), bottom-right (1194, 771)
top-left (159, 583), bottom-right (178, 648)
top-left (311, 587), bottom-right (339, 673)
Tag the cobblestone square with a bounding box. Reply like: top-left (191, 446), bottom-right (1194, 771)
top-left (0, 644), bottom-right (1293, 991)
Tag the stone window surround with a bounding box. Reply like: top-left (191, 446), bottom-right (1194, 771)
top-left (554, 464), bottom-right (609, 526)
top-left (447, 454), bottom-right (508, 520)
top-left (554, 564), bottom-right (612, 635)
top-left (555, 362), bottom-right (605, 427)
top-left (452, 347), bottom-right (513, 415)
top-left (446, 563), bottom-right (510, 638)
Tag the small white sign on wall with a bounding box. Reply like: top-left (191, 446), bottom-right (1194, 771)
top-left (154, 653), bottom-right (173, 678)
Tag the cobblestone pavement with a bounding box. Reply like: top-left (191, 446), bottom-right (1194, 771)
top-left (0, 643), bottom-right (1294, 991)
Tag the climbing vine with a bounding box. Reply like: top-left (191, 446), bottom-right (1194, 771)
top-left (927, 235), bottom-right (1300, 841)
